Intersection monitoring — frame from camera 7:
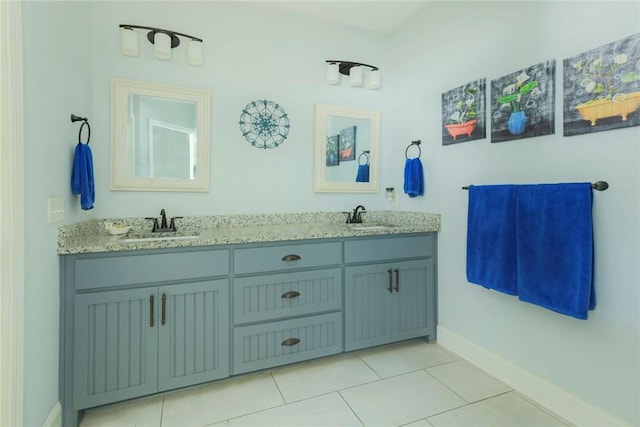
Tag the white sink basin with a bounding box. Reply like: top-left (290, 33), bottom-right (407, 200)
top-left (120, 233), bottom-right (200, 243)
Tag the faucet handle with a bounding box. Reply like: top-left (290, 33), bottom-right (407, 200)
top-left (169, 216), bottom-right (183, 231)
top-left (342, 211), bottom-right (352, 224)
top-left (145, 217), bottom-right (159, 232)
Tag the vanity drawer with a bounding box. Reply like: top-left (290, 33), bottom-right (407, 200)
top-left (345, 234), bottom-right (434, 264)
top-left (233, 268), bottom-right (342, 325)
top-left (73, 250), bottom-right (230, 290)
top-left (232, 312), bottom-right (342, 374)
top-left (233, 242), bottom-right (342, 274)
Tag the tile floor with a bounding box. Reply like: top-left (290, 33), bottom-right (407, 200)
top-left (80, 339), bottom-right (571, 427)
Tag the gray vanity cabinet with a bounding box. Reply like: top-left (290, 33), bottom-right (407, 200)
top-left (231, 241), bottom-right (343, 374)
top-left (344, 235), bottom-right (437, 351)
top-left (73, 279), bottom-right (229, 409)
top-left (61, 249), bottom-right (230, 425)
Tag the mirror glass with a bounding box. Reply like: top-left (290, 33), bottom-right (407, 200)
top-left (314, 104), bottom-right (380, 193)
top-left (111, 79), bottom-right (211, 191)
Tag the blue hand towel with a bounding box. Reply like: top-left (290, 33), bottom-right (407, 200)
top-left (515, 183), bottom-right (595, 319)
top-left (71, 142), bottom-right (95, 210)
top-left (355, 164), bottom-right (369, 182)
top-left (466, 185), bottom-right (518, 295)
top-left (403, 158), bottom-right (424, 197)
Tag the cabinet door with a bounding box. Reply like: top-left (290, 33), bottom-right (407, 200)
top-left (344, 264), bottom-right (394, 351)
top-left (73, 288), bottom-right (158, 410)
top-left (392, 259), bottom-right (435, 342)
top-left (158, 280), bottom-right (229, 391)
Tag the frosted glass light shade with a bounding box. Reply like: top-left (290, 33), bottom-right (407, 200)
top-left (187, 40), bottom-right (203, 66)
top-left (368, 69), bottom-right (381, 89)
top-left (350, 66), bottom-right (363, 86)
top-left (326, 63), bottom-right (340, 84)
top-left (154, 32), bottom-right (172, 59)
top-left (120, 28), bottom-right (139, 57)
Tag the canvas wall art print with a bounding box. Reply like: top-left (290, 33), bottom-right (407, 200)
top-left (339, 126), bottom-right (356, 161)
top-left (326, 134), bottom-right (339, 166)
top-left (563, 33), bottom-right (640, 136)
top-left (490, 60), bottom-right (556, 143)
top-left (441, 78), bottom-right (486, 145)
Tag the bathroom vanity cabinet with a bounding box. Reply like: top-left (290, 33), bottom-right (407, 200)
top-left (344, 235), bottom-right (436, 351)
top-left (59, 232), bottom-right (437, 426)
top-left (231, 241), bottom-right (344, 374)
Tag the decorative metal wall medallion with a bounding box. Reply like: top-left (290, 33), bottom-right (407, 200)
top-left (239, 100), bottom-right (290, 149)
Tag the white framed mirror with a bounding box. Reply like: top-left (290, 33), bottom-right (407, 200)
top-left (110, 79), bottom-right (211, 192)
top-left (314, 104), bottom-right (381, 193)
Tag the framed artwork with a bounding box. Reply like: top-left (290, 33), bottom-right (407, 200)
top-left (441, 78), bottom-right (486, 145)
top-left (326, 134), bottom-right (340, 166)
top-left (563, 33), bottom-right (640, 136)
top-left (490, 60), bottom-right (556, 143)
top-left (339, 126), bottom-right (356, 161)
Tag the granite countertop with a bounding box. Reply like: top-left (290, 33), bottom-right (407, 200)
top-left (57, 211), bottom-right (441, 255)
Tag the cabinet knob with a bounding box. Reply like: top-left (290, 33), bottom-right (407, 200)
top-left (281, 254), bottom-right (302, 262)
top-left (281, 291), bottom-right (301, 299)
top-left (281, 337), bottom-right (301, 346)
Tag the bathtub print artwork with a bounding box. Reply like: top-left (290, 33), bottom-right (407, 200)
top-left (441, 78), bottom-right (486, 145)
top-left (490, 60), bottom-right (556, 143)
top-left (563, 33), bottom-right (640, 136)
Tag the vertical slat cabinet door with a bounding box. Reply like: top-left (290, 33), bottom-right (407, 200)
top-left (344, 264), bottom-right (393, 351)
top-left (73, 288), bottom-right (158, 409)
top-left (392, 259), bottom-right (435, 342)
top-left (158, 279), bottom-right (230, 391)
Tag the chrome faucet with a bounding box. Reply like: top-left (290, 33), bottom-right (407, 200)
top-left (145, 209), bottom-right (182, 232)
top-left (345, 205), bottom-right (366, 224)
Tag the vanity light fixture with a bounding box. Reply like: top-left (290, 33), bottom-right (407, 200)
top-left (119, 24), bottom-right (204, 65)
top-left (325, 60), bottom-right (380, 90)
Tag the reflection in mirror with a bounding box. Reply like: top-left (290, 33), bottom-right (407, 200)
top-left (111, 79), bottom-right (211, 192)
top-left (315, 104), bottom-right (380, 193)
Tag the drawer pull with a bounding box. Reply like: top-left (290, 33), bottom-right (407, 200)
top-left (281, 337), bottom-right (301, 346)
top-left (281, 291), bottom-right (301, 299)
top-left (281, 254), bottom-right (302, 262)
top-left (394, 268), bottom-right (400, 292)
top-left (387, 269), bottom-right (393, 293)
top-left (161, 293), bottom-right (167, 325)
top-left (149, 295), bottom-right (155, 327)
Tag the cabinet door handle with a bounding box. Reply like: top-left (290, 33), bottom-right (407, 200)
top-left (161, 293), bottom-right (166, 325)
top-left (149, 295), bottom-right (155, 327)
top-left (281, 291), bottom-right (301, 299)
top-left (387, 269), bottom-right (393, 293)
top-left (281, 337), bottom-right (301, 346)
top-left (394, 268), bottom-right (400, 292)
top-left (281, 254), bottom-right (302, 262)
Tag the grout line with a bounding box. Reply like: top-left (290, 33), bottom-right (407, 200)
top-left (337, 390), bottom-right (366, 427)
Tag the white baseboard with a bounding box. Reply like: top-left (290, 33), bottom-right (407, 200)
top-left (42, 402), bottom-right (61, 427)
top-left (437, 326), bottom-right (630, 427)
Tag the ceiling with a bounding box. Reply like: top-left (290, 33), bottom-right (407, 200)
top-left (251, 1), bottom-right (431, 34)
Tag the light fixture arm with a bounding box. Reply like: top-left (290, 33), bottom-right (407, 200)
top-left (326, 60), bottom-right (378, 75)
top-left (119, 24), bottom-right (203, 49)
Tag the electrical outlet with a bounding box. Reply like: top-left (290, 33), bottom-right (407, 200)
top-left (48, 197), bottom-right (64, 224)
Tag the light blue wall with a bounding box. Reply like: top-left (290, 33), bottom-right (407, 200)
top-left (387, 2), bottom-right (639, 424)
top-left (22, 2), bottom-right (92, 425)
top-left (20, 1), bottom-right (639, 425)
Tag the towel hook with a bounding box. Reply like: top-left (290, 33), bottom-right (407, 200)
top-left (358, 150), bottom-right (370, 165)
top-left (405, 140), bottom-right (421, 159)
top-left (71, 114), bottom-right (90, 145)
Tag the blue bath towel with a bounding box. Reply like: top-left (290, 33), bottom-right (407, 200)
top-left (466, 185), bottom-right (518, 295)
top-left (356, 164), bottom-right (369, 182)
top-left (403, 158), bottom-right (424, 197)
top-left (516, 183), bottom-right (595, 319)
top-left (71, 142), bottom-right (95, 210)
